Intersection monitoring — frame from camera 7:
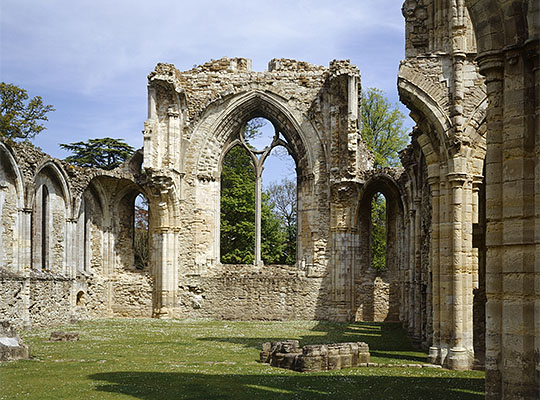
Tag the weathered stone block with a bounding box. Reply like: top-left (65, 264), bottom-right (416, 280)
top-left (261, 341), bottom-right (370, 372)
top-left (49, 331), bottom-right (79, 342)
top-left (0, 321), bottom-right (29, 361)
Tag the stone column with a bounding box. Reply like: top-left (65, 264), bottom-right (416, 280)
top-left (66, 218), bottom-right (77, 278)
top-left (254, 166), bottom-right (262, 267)
top-left (477, 54), bottom-right (504, 399)
top-left (167, 107), bottom-right (180, 170)
top-left (413, 197), bottom-right (422, 344)
top-left (407, 208), bottom-right (415, 337)
top-left (427, 177), bottom-right (440, 364)
top-left (498, 48), bottom-right (538, 400)
top-left (152, 226), bottom-right (179, 318)
top-left (19, 207), bottom-right (32, 328)
top-left (447, 174), bottom-right (474, 370)
top-left (438, 176), bottom-right (452, 365)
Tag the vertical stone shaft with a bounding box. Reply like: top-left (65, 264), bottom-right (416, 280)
top-left (254, 166), bottom-right (262, 266)
top-left (408, 209), bottom-right (416, 337)
top-left (414, 198), bottom-right (422, 342)
top-left (480, 57), bottom-right (504, 400)
top-left (428, 178), bottom-right (441, 364)
top-left (448, 177), bottom-right (466, 369)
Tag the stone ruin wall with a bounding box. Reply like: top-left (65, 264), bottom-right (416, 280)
top-left (143, 57), bottom-right (398, 322)
top-left (0, 142), bottom-right (154, 329)
top-left (1, 57), bottom-right (403, 329)
top-left (177, 265), bottom-right (328, 320)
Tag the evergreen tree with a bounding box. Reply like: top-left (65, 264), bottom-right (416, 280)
top-left (60, 138), bottom-right (135, 170)
top-left (0, 82), bottom-right (55, 142)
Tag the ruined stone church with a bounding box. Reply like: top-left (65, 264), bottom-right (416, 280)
top-left (0, 1), bottom-right (538, 399)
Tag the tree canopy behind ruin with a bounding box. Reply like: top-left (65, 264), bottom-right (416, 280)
top-left (0, 82), bottom-right (55, 142)
top-left (361, 88), bottom-right (408, 168)
top-left (220, 119), bottom-right (292, 265)
top-left (60, 138), bottom-right (135, 170)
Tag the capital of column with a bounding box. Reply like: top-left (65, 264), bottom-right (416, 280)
top-left (447, 173), bottom-right (468, 186)
top-left (472, 175), bottom-right (483, 191)
top-left (475, 51), bottom-right (504, 82)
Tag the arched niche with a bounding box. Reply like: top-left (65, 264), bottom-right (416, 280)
top-left (76, 181), bottom-right (106, 274)
top-left (32, 162), bottom-right (70, 273)
top-left (0, 143), bottom-right (24, 272)
top-left (354, 173), bottom-right (404, 322)
top-left (109, 179), bottom-right (153, 317)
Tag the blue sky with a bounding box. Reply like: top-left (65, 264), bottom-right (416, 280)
top-left (1, 0), bottom-right (413, 185)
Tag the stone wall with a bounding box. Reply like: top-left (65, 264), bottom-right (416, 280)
top-left (177, 264), bottom-right (328, 320)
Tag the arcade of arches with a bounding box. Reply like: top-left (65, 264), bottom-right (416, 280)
top-left (0, 2), bottom-right (537, 399)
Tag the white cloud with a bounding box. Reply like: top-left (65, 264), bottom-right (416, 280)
top-left (1, 0), bottom-right (412, 157)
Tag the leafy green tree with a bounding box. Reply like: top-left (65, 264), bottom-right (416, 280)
top-left (60, 138), bottom-right (135, 170)
top-left (219, 145), bottom-right (286, 264)
top-left (361, 88), bottom-right (407, 270)
top-left (370, 192), bottom-right (387, 271)
top-left (134, 194), bottom-right (149, 270)
top-left (220, 118), bottom-right (290, 264)
top-left (261, 191), bottom-right (287, 264)
top-left (0, 82), bottom-right (55, 141)
top-left (220, 145), bottom-right (257, 264)
top-left (266, 177), bottom-right (296, 264)
top-left (361, 88), bottom-right (408, 167)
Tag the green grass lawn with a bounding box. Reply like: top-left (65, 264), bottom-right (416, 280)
top-left (0, 319), bottom-right (484, 399)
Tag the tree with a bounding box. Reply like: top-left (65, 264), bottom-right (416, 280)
top-left (134, 194), bottom-right (149, 270)
top-left (220, 119), bottom-right (288, 265)
top-left (220, 145), bottom-right (257, 264)
top-left (370, 192), bottom-right (387, 271)
top-left (266, 177), bottom-right (297, 264)
top-left (0, 82), bottom-right (55, 141)
top-left (60, 138), bottom-right (135, 170)
top-left (361, 88), bottom-right (408, 168)
top-left (361, 88), bottom-right (408, 271)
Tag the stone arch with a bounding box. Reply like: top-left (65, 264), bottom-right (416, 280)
top-left (0, 142), bottom-right (24, 208)
top-left (398, 71), bottom-right (451, 163)
top-left (183, 89), bottom-right (325, 270)
top-left (466, 1), bottom-right (530, 54)
top-left (192, 90), bottom-right (320, 181)
top-left (76, 180), bottom-right (106, 274)
top-left (354, 172), bottom-right (404, 322)
top-left (32, 161), bottom-right (71, 273)
top-left (0, 143), bottom-right (24, 272)
top-left (33, 161), bottom-right (71, 212)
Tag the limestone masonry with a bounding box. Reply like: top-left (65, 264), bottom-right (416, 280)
top-left (260, 340), bottom-right (370, 372)
top-left (0, 1), bottom-right (538, 399)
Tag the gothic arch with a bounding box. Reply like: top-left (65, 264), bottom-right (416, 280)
top-left (191, 90), bottom-right (321, 181)
top-left (33, 160), bottom-right (71, 216)
top-left (0, 142), bottom-right (24, 209)
top-left (353, 173), bottom-right (404, 323)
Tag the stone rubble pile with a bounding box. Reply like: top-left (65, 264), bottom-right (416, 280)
top-left (260, 340), bottom-right (370, 372)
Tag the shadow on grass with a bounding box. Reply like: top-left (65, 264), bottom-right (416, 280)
top-left (89, 371), bottom-right (484, 400)
top-left (198, 321), bottom-right (427, 363)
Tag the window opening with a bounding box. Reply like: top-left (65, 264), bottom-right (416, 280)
top-left (220, 117), bottom-right (296, 265)
top-left (41, 185), bottom-right (49, 271)
top-left (370, 192), bottom-right (387, 270)
top-left (134, 193), bottom-right (149, 269)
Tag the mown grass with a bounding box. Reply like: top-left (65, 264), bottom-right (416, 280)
top-left (0, 319), bottom-right (484, 399)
